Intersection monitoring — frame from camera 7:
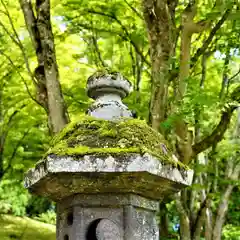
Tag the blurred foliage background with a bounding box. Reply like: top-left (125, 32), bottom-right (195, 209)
top-left (0, 0), bottom-right (239, 239)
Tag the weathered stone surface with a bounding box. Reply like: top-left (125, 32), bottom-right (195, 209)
top-left (58, 194), bottom-right (159, 211)
top-left (86, 72), bottom-right (133, 120)
top-left (95, 219), bottom-right (121, 240)
top-left (124, 205), bottom-right (159, 240)
top-left (56, 193), bottom-right (159, 240)
top-left (25, 153), bottom-right (193, 201)
top-left (86, 71), bottom-right (132, 99)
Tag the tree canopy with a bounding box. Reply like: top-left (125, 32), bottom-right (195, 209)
top-left (0, 0), bottom-right (239, 239)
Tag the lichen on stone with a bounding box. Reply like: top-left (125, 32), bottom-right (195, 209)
top-left (88, 68), bottom-right (120, 81)
top-left (46, 116), bottom-right (188, 169)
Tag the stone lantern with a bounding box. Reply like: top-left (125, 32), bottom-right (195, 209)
top-left (25, 71), bottom-right (193, 240)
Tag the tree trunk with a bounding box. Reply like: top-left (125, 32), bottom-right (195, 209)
top-left (0, 147), bottom-right (3, 180)
top-left (180, 213), bottom-right (191, 240)
top-left (36, 0), bottom-right (69, 134)
top-left (142, 2), bottom-right (178, 238)
top-left (212, 108), bottom-right (240, 240)
top-left (175, 193), bottom-right (191, 240)
top-left (159, 202), bottom-right (170, 239)
top-left (141, 2), bottom-right (237, 240)
top-left (19, 0), bottom-right (69, 134)
top-left (142, 0), bottom-right (177, 131)
top-left (212, 185), bottom-right (234, 240)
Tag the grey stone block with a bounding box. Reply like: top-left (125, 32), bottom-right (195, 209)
top-left (25, 153), bottom-right (193, 201)
top-left (56, 194), bottom-right (159, 240)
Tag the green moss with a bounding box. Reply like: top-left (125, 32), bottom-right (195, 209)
top-left (88, 68), bottom-right (120, 81)
top-left (47, 116), bottom-right (188, 169)
top-left (51, 145), bottom-right (140, 156)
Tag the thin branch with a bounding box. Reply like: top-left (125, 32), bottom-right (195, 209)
top-left (1, 0), bottom-right (25, 45)
top-left (0, 50), bottom-right (42, 107)
top-left (192, 53), bottom-right (240, 158)
top-left (230, 84), bottom-right (240, 102)
top-left (91, 34), bottom-right (108, 68)
top-left (228, 67), bottom-right (240, 82)
top-left (0, 21), bottom-right (19, 46)
top-left (0, 104), bottom-right (27, 157)
top-left (123, 0), bottom-right (143, 19)
top-left (219, 46), bottom-right (231, 99)
top-left (4, 126), bottom-right (32, 174)
top-left (192, 105), bottom-right (237, 157)
top-left (86, 9), bottom-right (151, 67)
top-left (69, 22), bottom-right (126, 37)
top-left (191, 6), bottom-right (233, 66)
top-left (128, 44), bottom-right (136, 83)
top-left (134, 49), bottom-right (144, 104)
top-left (0, 9), bottom-right (7, 15)
top-left (4, 104), bottom-right (26, 129)
top-left (167, 0), bottom-right (179, 27)
top-left (69, 21), bottom-right (151, 76)
top-left (0, 2), bottom-right (36, 84)
top-left (63, 91), bottom-right (88, 107)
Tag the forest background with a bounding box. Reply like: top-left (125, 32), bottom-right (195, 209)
top-left (0, 0), bottom-right (239, 239)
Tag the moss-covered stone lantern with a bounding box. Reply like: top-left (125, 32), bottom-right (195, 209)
top-left (25, 71), bottom-right (193, 240)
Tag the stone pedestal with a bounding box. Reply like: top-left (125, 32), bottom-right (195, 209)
top-left (24, 71), bottom-right (193, 240)
top-left (25, 153), bottom-right (192, 240)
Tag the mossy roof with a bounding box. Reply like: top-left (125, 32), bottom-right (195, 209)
top-left (47, 116), bottom-right (187, 168)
